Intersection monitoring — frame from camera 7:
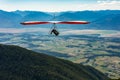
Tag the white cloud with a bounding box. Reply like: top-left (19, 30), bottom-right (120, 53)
top-left (97, 0), bottom-right (120, 5)
top-left (79, 0), bottom-right (120, 11)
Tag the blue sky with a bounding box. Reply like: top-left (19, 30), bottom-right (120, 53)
top-left (0, 0), bottom-right (120, 12)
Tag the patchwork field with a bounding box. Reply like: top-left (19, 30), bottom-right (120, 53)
top-left (0, 28), bottom-right (120, 79)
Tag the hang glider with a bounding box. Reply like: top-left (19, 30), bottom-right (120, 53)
top-left (20, 21), bottom-right (90, 25)
top-left (20, 20), bottom-right (90, 36)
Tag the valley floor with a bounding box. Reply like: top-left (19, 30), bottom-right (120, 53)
top-left (0, 28), bottom-right (120, 79)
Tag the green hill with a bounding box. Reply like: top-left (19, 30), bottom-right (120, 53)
top-left (0, 44), bottom-right (109, 80)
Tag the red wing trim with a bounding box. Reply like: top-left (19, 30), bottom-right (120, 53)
top-left (57, 21), bottom-right (90, 24)
top-left (20, 21), bottom-right (50, 25)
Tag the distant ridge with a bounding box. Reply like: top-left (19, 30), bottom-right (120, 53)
top-left (0, 44), bottom-right (109, 80)
top-left (0, 10), bottom-right (120, 30)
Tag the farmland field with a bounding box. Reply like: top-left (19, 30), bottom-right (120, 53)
top-left (0, 28), bottom-right (120, 79)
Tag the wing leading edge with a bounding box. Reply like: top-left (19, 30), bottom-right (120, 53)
top-left (20, 21), bottom-right (90, 25)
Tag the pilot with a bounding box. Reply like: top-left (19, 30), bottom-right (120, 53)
top-left (50, 29), bottom-right (59, 36)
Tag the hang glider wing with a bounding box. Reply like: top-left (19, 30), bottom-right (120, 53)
top-left (57, 21), bottom-right (90, 24)
top-left (20, 21), bottom-right (90, 25)
top-left (20, 21), bottom-right (50, 25)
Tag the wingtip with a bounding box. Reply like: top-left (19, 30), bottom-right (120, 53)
top-left (20, 22), bottom-right (26, 25)
top-left (20, 22), bottom-right (23, 25)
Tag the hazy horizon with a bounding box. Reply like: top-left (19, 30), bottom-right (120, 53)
top-left (0, 0), bottom-right (120, 12)
top-left (0, 9), bottom-right (120, 13)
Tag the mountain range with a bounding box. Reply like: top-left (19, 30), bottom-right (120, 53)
top-left (0, 10), bottom-right (120, 30)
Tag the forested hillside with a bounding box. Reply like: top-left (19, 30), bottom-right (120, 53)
top-left (0, 44), bottom-right (109, 80)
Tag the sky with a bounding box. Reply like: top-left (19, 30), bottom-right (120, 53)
top-left (0, 0), bottom-right (120, 12)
